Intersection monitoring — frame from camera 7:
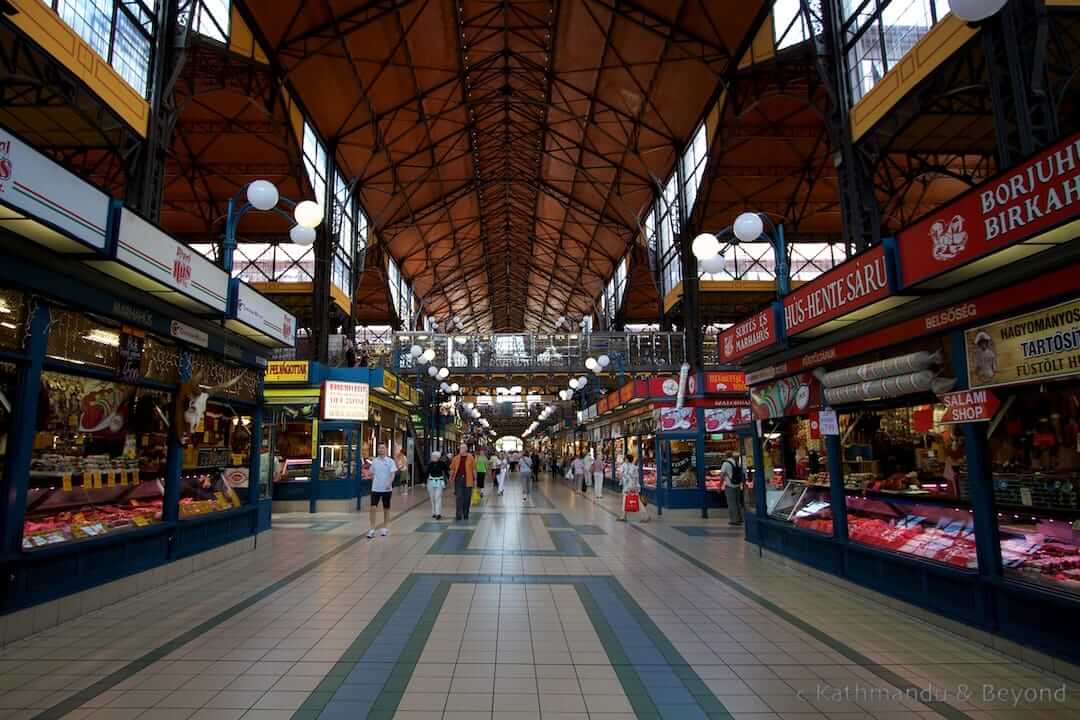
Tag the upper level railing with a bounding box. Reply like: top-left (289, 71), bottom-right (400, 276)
top-left (271, 330), bottom-right (730, 371)
top-left (390, 332), bottom-right (688, 374)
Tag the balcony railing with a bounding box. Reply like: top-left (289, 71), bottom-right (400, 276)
top-left (388, 332), bottom-right (687, 374)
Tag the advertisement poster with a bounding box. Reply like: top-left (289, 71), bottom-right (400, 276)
top-left (321, 381), bottom-right (370, 421)
top-left (964, 297), bottom-right (1080, 389)
top-left (750, 373), bottom-right (821, 419)
top-left (117, 329), bottom-right (144, 384)
top-left (658, 407), bottom-right (696, 432)
top-left (703, 407), bottom-right (752, 432)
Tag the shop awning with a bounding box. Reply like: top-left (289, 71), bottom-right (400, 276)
top-left (225, 281), bottom-right (297, 348)
top-left (0, 127), bottom-right (110, 254)
top-left (264, 387), bottom-right (320, 405)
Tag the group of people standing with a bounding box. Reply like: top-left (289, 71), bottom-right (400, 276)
top-left (419, 445), bottom-right (540, 521)
top-left (564, 449), bottom-right (650, 522)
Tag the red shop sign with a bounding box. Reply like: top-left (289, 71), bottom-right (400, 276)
top-left (899, 131), bottom-right (1080, 287)
top-left (788, 261), bottom-right (1080, 375)
top-left (783, 246), bottom-right (892, 336)
top-left (646, 377), bottom-right (681, 398)
top-left (700, 371), bottom-right (747, 394)
top-left (940, 389), bottom-right (1000, 424)
top-left (719, 305), bottom-right (778, 361)
top-left (658, 407), bottom-right (696, 432)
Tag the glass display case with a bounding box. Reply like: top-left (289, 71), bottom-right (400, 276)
top-left (319, 429), bottom-right (349, 481)
top-left (990, 380), bottom-right (1080, 595)
top-left (641, 435), bottom-right (657, 489)
top-left (845, 495), bottom-right (977, 569)
top-left (703, 433), bottom-right (740, 493)
top-left (769, 480), bottom-right (833, 533)
top-left (24, 372), bottom-right (171, 548)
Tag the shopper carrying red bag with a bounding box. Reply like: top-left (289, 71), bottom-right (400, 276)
top-left (624, 492), bottom-right (640, 513)
top-left (617, 453), bottom-right (650, 522)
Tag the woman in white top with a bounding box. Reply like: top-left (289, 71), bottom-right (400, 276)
top-left (618, 453), bottom-right (649, 522)
top-left (591, 451), bottom-right (605, 499)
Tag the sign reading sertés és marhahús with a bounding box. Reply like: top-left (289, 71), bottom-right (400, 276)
top-left (940, 389), bottom-right (1001, 424)
top-left (265, 360), bottom-right (309, 383)
top-left (965, 297), bottom-right (1080, 389)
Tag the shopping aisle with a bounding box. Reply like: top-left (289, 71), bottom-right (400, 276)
top-left (0, 476), bottom-right (1076, 719)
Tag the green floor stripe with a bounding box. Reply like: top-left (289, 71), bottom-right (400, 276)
top-left (573, 489), bottom-right (975, 720)
top-left (30, 493), bottom-right (431, 720)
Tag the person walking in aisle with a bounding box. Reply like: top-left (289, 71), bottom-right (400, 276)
top-left (475, 448), bottom-right (488, 498)
top-left (618, 452), bottom-right (650, 522)
top-left (720, 450), bottom-right (745, 526)
top-left (531, 451), bottom-right (540, 486)
top-left (519, 453), bottom-right (532, 503)
top-left (367, 444), bottom-right (397, 538)
top-left (496, 451), bottom-right (508, 495)
top-left (572, 452), bottom-right (587, 494)
top-left (395, 446), bottom-right (409, 494)
top-left (449, 443), bottom-right (476, 521)
top-left (592, 450), bottom-right (604, 500)
top-left (425, 450), bottom-right (448, 519)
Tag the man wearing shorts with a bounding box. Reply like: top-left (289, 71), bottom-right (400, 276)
top-left (368, 444), bottom-right (396, 538)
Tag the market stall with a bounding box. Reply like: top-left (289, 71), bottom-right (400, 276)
top-left (0, 126), bottom-right (295, 614)
top-left (727, 130), bottom-right (1080, 663)
top-left (262, 363), bottom-right (418, 513)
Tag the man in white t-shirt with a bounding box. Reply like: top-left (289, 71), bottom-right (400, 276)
top-left (368, 444), bottom-right (397, 538)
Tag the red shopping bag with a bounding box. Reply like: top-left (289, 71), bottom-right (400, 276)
top-left (624, 492), bottom-right (640, 513)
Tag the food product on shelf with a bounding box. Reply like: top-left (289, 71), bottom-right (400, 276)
top-left (847, 515), bottom-right (978, 568)
top-left (22, 498), bottom-right (163, 549)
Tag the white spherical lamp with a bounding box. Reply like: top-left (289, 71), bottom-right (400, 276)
top-left (437, 367), bottom-right (450, 380)
top-left (421, 348), bottom-right (436, 363)
top-left (293, 200), bottom-right (324, 229)
top-left (733, 212), bottom-right (764, 242)
top-left (584, 357), bottom-right (598, 371)
top-left (949, 0), bottom-right (1008, 22)
top-left (578, 376), bottom-right (589, 388)
top-left (427, 365), bottom-right (438, 377)
top-left (598, 354), bottom-right (610, 368)
top-left (409, 344), bottom-right (423, 359)
top-left (568, 378), bottom-right (579, 390)
top-left (289, 224), bottom-right (316, 246)
top-left (246, 180), bottom-right (279, 211)
top-left (691, 232), bottom-right (721, 260)
top-left (450, 382), bottom-right (460, 392)
top-left (699, 253), bottom-right (726, 274)
top-left (440, 382), bottom-right (450, 392)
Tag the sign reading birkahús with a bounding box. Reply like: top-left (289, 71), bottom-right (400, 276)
top-left (965, 297), bottom-right (1080, 389)
top-left (900, 129), bottom-right (1080, 287)
top-left (719, 307), bottom-right (778, 361)
top-left (783, 246), bottom-right (891, 336)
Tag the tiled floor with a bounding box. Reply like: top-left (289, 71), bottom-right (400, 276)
top-left (1, 475), bottom-right (1078, 719)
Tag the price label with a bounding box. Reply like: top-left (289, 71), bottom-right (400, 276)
top-left (1020, 487), bottom-right (1033, 506)
top-left (62, 473), bottom-right (72, 492)
top-left (132, 515), bottom-right (150, 527)
top-left (819, 409), bottom-right (839, 436)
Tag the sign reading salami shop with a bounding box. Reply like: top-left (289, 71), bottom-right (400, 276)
top-left (783, 246), bottom-right (892, 336)
top-left (718, 305), bottom-right (778, 361)
top-left (964, 297), bottom-right (1080, 389)
top-left (900, 129), bottom-right (1080, 287)
top-left (940, 389), bottom-right (1000, 424)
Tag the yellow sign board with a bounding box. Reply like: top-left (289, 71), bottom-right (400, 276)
top-left (382, 370), bottom-right (398, 395)
top-left (965, 297), bottom-right (1080, 389)
top-left (266, 360), bottom-right (309, 383)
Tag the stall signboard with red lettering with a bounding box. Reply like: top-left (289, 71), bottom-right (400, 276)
top-left (702, 371), bottom-right (747, 394)
top-left (940, 390), bottom-right (1000, 424)
top-left (899, 130), bottom-right (1080, 287)
top-left (784, 262), bottom-right (1080, 376)
top-left (782, 246), bottom-right (892, 336)
top-left (719, 304), bottom-right (780, 361)
top-left (321, 381), bottom-right (369, 421)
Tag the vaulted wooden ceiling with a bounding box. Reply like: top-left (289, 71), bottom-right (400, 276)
top-left (234, 0), bottom-right (771, 331)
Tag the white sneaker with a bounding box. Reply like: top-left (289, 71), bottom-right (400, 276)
top-left (380, 528), bottom-right (389, 537)
top-left (366, 529), bottom-right (376, 538)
